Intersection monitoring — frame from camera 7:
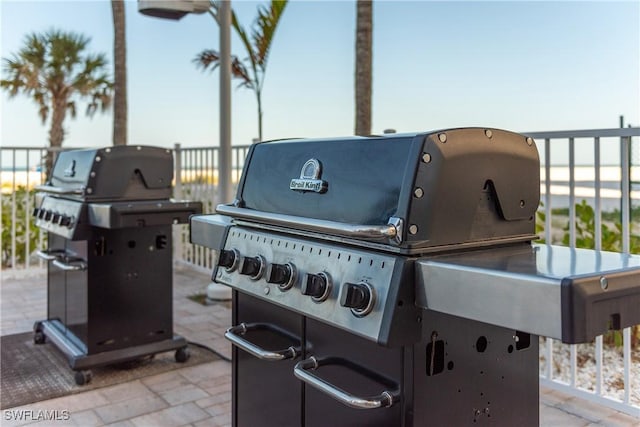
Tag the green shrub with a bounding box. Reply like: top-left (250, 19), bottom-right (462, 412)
top-left (1, 187), bottom-right (42, 268)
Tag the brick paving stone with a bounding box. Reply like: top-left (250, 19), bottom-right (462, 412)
top-left (177, 361), bottom-right (230, 384)
top-left (556, 397), bottom-right (618, 424)
top-left (98, 381), bottom-right (153, 404)
top-left (68, 409), bottom-right (102, 427)
top-left (129, 402), bottom-right (209, 427)
top-left (540, 405), bottom-right (591, 427)
top-left (159, 384), bottom-right (210, 406)
top-left (193, 418), bottom-right (223, 427)
top-left (94, 395), bottom-right (168, 425)
top-left (599, 411), bottom-right (640, 426)
top-left (103, 421), bottom-right (137, 427)
top-left (203, 402), bottom-right (231, 418)
top-left (200, 383), bottom-right (232, 401)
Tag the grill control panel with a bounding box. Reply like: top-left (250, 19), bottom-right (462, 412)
top-left (215, 227), bottom-right (399, 343)
top-left (34, 196), bottom-right (86, 240)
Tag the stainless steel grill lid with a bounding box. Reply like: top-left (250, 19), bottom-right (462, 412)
top-left (227, 128), bottom-right (540, 252)
top-left (39, 145), bottom-right (173, 201)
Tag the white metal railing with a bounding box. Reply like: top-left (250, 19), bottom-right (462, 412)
top-left (529, 127), bottom-right (640, 416)
top-left (1, 129), bottom-right (639, 416)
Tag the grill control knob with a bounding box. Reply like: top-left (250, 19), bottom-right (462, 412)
top-left (266, 262), bottom-right (297, 291)
top-left (51, 213), bottom-right (61, 223)
top-left (239, 255), bottom-right (266, 280)
top-left (59, 215), bottom-right (72, 227)
top-left (33, 208), bottom-right (41, 218)
top-left (218, 249), bottom-right (240, 272)
top-left (302, 272), bottom-right (332, 302)
top-left (43, 210), bottom-right (53, 221)
top-left (38, 209), bottom-right (47, 220)
top-left (340, 282), bottom-right (375, 317)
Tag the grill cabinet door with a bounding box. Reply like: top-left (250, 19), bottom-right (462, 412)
top-left (233, 292), bottom-right (303, 427)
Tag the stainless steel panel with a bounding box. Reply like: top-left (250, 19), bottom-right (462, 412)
top-left (215, 227), bottom-right (398, 343)
top-left (416, 244), bottom-right (640, 341)
top-left (189, 214), bottom-right (233, 250)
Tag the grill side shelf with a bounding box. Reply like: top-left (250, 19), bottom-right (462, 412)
top-left (88, 200), bottom-right (202, 229)
top-left (415, 243), bottom-right (640, 344)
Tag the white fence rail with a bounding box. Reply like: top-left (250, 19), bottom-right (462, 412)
top-left (1, 129), bottom-right (639, 416)
top-left (528, 127), bottom-right (639, 416)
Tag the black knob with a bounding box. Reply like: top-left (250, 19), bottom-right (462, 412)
top-left (302, 273), bottom-right (331, 301)
top-left (340, 282), bottom-right (375, 316)
top-left (59, 215), bottom-right (72, 227)
top-left (33, 208), bottom-right (41, 217)
top-left (43, 210), bottom-right (53, 221)
top-left (239, 255), bottom-right (265, 280)
top-left (38, 209), bottom-right (47, 219)
top-left (218, 249), bottom-right (239, 271)
top-left (266, 263), bottom-right (296, 290)
top-left (51, 213), bottom-right (61, 223)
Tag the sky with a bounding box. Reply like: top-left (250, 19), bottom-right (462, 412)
top-left (0, 0), bottom-right (639, 153)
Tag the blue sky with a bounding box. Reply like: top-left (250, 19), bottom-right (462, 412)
top-left (1, 1), bottom-right (638, 151)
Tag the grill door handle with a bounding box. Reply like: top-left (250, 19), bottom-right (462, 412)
top-left (34, 184), bottom-right (84, 195)
top-left (36, 249), bottom-right (67, 261)
top-left (216, 205), bottom-right (402, 244)
top-left (225, 323), bottom-right (300, 361)
top-left (294, 356), bottom-right (398, 409)
top-left (52, 259), bottom-right (87, 271)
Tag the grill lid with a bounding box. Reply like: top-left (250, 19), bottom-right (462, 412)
top-left (38, 145), bottom-right (173, 201)
top-left (226, 128), bottom-right (540, 252)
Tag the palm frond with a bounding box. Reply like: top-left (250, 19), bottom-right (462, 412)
top-left (194, 49), bottom-right (253, 88)
top-left (252, 0), bottom-right (288, 69)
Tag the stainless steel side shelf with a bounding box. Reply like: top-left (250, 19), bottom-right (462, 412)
top-left (416, 244), bottom-right (640, 344)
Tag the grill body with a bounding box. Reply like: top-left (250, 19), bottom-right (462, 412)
top-left (191, 128), bottom-right (640, 426)
top-left (33, 146), bottom-right (201, 384)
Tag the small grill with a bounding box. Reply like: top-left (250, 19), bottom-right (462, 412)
top-left (33, 145), bottom-right (202, 385)
top-left (191, 128), bottom-right (640, 426)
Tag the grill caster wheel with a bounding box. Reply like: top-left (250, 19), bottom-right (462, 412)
top-left (34, 331), bottom-right (46, 345)
top-left (175, 347), bottom-right (190, 363)
top-left (74, 370), bottom-right (92, 386)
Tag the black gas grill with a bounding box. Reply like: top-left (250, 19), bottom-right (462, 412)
top-left (33, 145), bottom-right (202, 385)
top-left (191, 128), bottom-right (640, 426)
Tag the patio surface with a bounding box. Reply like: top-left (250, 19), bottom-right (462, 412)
top-left (1, 266), bottom-right (639, 426)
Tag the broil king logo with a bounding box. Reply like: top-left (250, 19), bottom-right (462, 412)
top-left (289, 158), bottom-right (328, 193)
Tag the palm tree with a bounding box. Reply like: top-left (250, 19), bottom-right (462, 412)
top-left (1, 29), bottom-right (113, 172)
top-left (354, 0), bottom-right (372, 136)
top-left (194, 0), bottom-right (288, 142)
top-left (111, 0), bottom-right (128, 146)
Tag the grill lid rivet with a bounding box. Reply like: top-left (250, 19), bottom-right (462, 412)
top-left (409, 224), bottom-right (418, 235)
top-left (484, 129), bottom-right (493, 139)
top-left (519, 200), bottom-right (525, 207)
top-left (414, 188), bottom-right (424, 198)
top-left (422, 153), bottom-right (432, 163)
top-left (526, 137), bottom-right (533, 146)
top-left (90, 171), bottom-right (96, 178)
top-left (105, 148), bottom-right (111, 153)
top-left (438, 133), bottom-right (447, 143)
top-left (137, 146), bottom-right (142, 151)
top-left (95, 156), bottom-right (101, 162)
top-left (86, 188), bottom-right (93, 194)
top-left (264, 287), bottom-right (270, 295)
top-left (600, 276), bottom-right (608, 291)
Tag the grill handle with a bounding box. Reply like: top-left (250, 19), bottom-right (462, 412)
top-left (216, 205), bottom-right (402, 244)
top-left (294, 356), bottom-right (399, 409)
top-left (225, 323), bottom-right (300, 361)
top-left (36, 249), bottom-right (68, 261)
top-left (34, 184), bottom-right (84, 195)
top-left (52, 259), bottom-right (87, 272)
